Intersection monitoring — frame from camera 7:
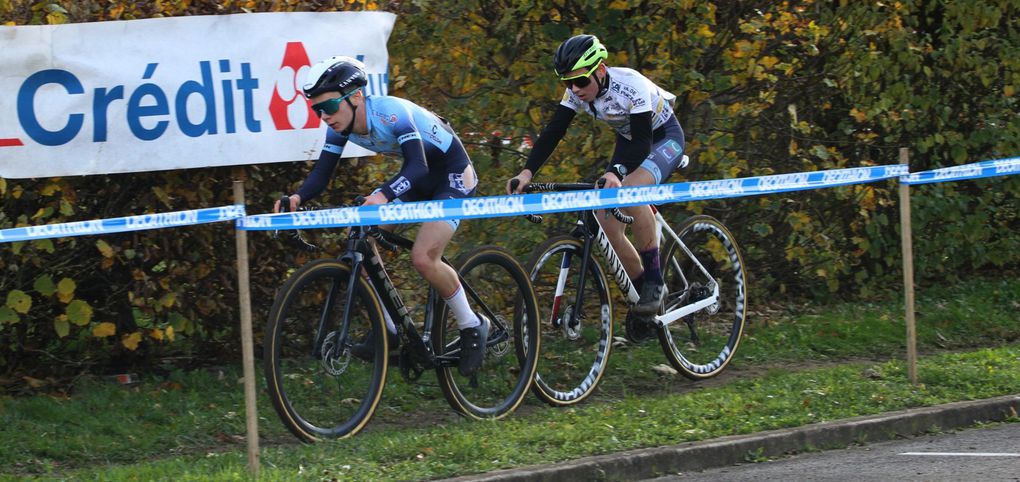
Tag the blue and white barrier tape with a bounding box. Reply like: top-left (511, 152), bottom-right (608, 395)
top-left (901, 157), bottom-right (1020, 185)
top-left (0, 205), bottom-right (246, 244)
top-left (237, 164), bottom-right (908, 231)
top-left (7, 157), bottom-right (1016, 242)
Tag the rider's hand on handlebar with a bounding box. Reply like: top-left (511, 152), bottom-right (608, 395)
top-left (507, 170), bottom-right (533, 194)
top-left (599, 172), bottom-right (623, 189)
top-left (361, 191), bottom-right (388, 206)
top-left (274, 194), bottom-right (301, 213)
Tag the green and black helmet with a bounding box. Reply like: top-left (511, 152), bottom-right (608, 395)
top-left (553, 34), bottom-right (608, 79)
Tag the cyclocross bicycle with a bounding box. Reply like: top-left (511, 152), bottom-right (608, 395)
top-left (515, 167), bottom-right (747, 406)
top-left (263, 203), bottom-right (540, 441)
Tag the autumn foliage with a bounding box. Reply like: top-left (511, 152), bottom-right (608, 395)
top-left (1, 0), bottom-right (1017, 377)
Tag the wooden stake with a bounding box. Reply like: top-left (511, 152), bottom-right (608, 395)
top-left (232, 174), bottom-right (260, 475)
top-left (898, 148), bottom-right (918, 385)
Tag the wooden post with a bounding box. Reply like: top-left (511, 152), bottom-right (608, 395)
top-left (898, 148), bottom-right (918, 385)
top-left (232, 174), bottom-right (260, 475)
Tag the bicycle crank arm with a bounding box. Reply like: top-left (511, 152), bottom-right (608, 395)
top-left (654, 284), bottom-right (720, 327)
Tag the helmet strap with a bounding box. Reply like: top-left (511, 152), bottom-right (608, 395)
top-left (340, 95), bottom-right (358, 136)
top-left (595, 69), bottom-right (610, 98)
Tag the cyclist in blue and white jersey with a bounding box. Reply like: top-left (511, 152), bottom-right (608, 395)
top-left (507, 34), bottom-right (688, 322)
top-left (276, 57), bottom-right (487, 376)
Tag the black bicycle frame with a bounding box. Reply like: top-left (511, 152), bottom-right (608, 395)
top-left (319, 225), bottom-right (513, 372)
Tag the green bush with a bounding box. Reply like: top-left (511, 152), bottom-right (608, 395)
top-left (0, 0), bottom-right (1017, 377)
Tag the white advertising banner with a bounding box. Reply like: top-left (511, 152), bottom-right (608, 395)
top-left (0, 12), bottom-right (395, 178)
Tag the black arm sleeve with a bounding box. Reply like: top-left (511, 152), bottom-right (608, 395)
top-left (380, 138), bottom-right (430, 201)
top-left (615, 111), bottom-right (654, 173)
top-left (295, 146), bottom-right (343, 203)
top-left (524, 104), bottom-right (576, 174)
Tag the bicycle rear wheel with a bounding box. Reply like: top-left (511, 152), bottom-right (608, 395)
top-left (658, 215), bottom-right (747, 380)
top-left (527, 235), bottom-right (613, 406)
top-left (435, 246), bottom-right (540, 419)
top-left (264, 259), bottom-right (389, 441)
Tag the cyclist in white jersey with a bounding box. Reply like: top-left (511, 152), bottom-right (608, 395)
top-left (507, 34), bottom-right (688, 321)
top-left (275, 57), bottom-right (488, 376)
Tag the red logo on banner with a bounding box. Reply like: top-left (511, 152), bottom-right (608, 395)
top-left (269, 42), bottom-right (320, 130)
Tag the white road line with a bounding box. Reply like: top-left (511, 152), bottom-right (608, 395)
top-left (900, 452), bottom-right (1020, 457)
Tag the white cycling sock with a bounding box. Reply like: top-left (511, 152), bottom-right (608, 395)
top-left (445, 284), bottom-right (481, 330)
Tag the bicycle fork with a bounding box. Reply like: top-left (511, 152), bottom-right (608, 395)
top-left (311, 252), bottom-right (365, 362)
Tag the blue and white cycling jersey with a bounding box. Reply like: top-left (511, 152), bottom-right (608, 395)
top-left (297, 95), bottom-right (475, 204)
top-left (322, 96), bottom-right (455, 155)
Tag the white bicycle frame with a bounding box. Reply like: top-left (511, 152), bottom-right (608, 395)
top-left (559, 206), bottom-right (720, 328)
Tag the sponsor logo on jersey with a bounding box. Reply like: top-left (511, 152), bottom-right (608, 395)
top-left (390, 176), bottom-right (411, 196)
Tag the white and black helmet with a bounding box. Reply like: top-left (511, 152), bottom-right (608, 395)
top-left (302, 56), bottom-right (368, 98)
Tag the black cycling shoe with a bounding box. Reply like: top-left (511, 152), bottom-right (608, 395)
top-left (631, 279), bottom-right (665, 315)
top-left (625, 310), bottom-right (658, 344)
top-left (457, 314), bottom-right (490, 377)
top-left (350, 329), bottom-right (399, 362)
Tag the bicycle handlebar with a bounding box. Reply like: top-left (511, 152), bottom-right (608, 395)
top-left (274, 195), bottom-right (319, 252)
top-left (510, 178), bottom-right (634, 224)
top-left (350, 196), bottom-right (400, 252)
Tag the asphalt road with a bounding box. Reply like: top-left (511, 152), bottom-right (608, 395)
top-left (658, 421), bottom-right (1020, 481)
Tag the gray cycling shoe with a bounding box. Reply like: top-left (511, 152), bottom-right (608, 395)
top-left (631, 279), bottom-right (665, 315)
top-left (457, 314), bottom-right (490, 376)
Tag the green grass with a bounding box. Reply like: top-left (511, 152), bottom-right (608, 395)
top-left (1, 278), bottom-right (1017, 481)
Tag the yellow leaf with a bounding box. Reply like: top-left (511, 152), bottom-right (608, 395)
top-left (166, 325), bottom-right (175, 342)
top-left (92, 322), bottom-right (117, 338)
top-left (759, 56), bottom-right (780, 69)
top-left (122, 332), bottom-right (143, 351)
top-left (6, 290), bottom-right (32, 314)
top-left (0, 177), bottom-right (6, 196)
top-left (96, 239), bottom-right (114, 258)
top-left (66, 300), bottom-right (93, 326)
top-left (149, 328), bottom-right (164, 341)
top-left (40, 183), bottom-right (60, 196)
top-left (54, 317), bottom-right (70, 338)
top-left (850, 108), bottom-right (867, 122)
top-left (697, 24), bottom-right (715, 38)
top-left (57, 278), bottom-right (76, 303)
top-left (730, 40), bottom-right (755, 58)
top-left (1005, 85), bottom-right (1015, 97)
top-left (159, 292), bottom-right (177, 309)
top-left (608, 0), bottom-right (628, 9)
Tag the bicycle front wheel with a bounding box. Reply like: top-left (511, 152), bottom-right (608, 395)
top-left (264, 259), bottom-right (389, 441)
top-left (658, 215), bottom-right (747, 380)
top-left (435, 246), bottom-right (540, 419)
top-left (527, 235), bottom-right (613, 406)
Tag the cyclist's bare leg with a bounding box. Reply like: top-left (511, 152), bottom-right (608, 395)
top-left (600, 213), bottom-right (643, 279)
top-left (621, 168), bottom-right (659, 252)
top-left (600, 167), bottom-right (658, 279)
top-left (414, 220), bottom-right (486, 375)
top-left (411, 221), bottom-right (458, 297)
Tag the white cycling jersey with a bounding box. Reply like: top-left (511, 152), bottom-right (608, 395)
top-left (560, 66), bottom-right (676, 140)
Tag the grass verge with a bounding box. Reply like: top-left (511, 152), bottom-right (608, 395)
top-left (1, 278), bottom-right (1017, 481)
